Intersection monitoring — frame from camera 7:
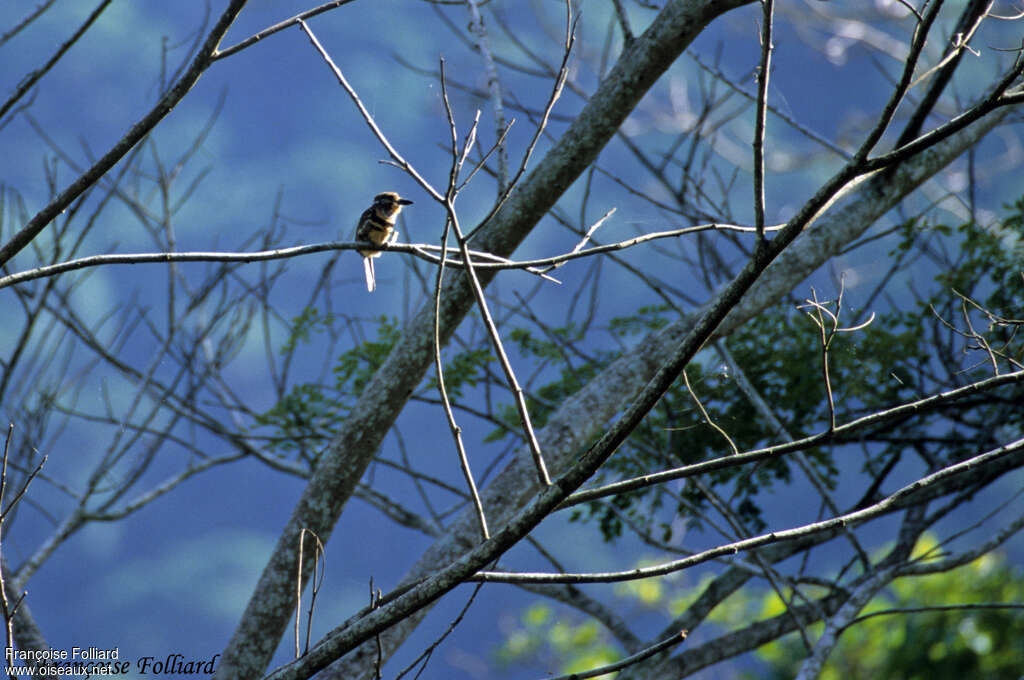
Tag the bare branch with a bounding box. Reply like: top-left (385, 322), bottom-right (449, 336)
top-left (542, 630), bottom-right (688, 680)
top-left (0, 0), bottom-right (114, 122)
top-left (752, 0), bottom-right (774, 241)
top-left (214, 1), bottom-right (359, 62)
top-left (465, 0), bottom-right (510, 192)
top-left (475, 437), bottom-right (1024, 586)
top-left (0, 0), bottom-right (249, 267)
top-left (561, 369), bottom-right (1024, 509)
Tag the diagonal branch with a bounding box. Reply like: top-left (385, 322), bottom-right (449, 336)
top-left (213, 0), bottom-right (359, 62)
top-left (0, 0), bottom-right (114, 123)
top-left (0, 0), bottom-right (251, 268)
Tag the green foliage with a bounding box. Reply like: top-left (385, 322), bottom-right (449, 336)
top-left (749, 542), bottom-right (1024, 680)
top-left (252, 311), bottom-right (403, 461)
top-left (498, 200), bottom-right (1024, 678)
top-left (486, 324), bottom-right (615, 443)
top-left (279, 306), bottom-right (336, 356)
top-left (608, 304), bottom-right (673, 337)
top-left (258, 202), bottom-right (1023, 525)
top-left (330, 314), bottom-right (404, 397)
top-left (495, 602), bottom-right (619, 678)
top-left (568, 310), bottom-right (854, 540)
top-left (935, 196), bottom-right (1024, 301)
top-left (492, 568), bottom-right (724, 674)
top-left (556, 202), bottom-right (1023, 543)
top-left (253, 311), bottom-right (495, 463)
top-left (252, 381), bottom-right (342, 459)
top-left (494, 567), bottom-right (777, 675)
top-left (498, 544), bottom-right (1024, 680)
top-left (425, 346), bottom-right (494, 400)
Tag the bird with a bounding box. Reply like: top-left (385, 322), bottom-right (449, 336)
top-left (354, 191), bottom-right (413, 292)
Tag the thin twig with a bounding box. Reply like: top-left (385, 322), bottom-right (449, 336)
top-left (679, 368), bottom-right (738, 455)
top-left (714, 340), bottom-right (873, 571)
top-left (753, 0), bottom-right (774, 242)
top-left (295, 529), bottom-right (325, 658)
top-left (690, 53), bottom-right (851, 159)
top-left (438, 64), bottom-right (552, 487)
top-left (907, 2), bottom-right (992, 91)
top-left (0, 425), bottom-right (14, 669)
top-left (541, 208), bottom-right (616, 273)
top-left (392, 583), bottom-right (485, 680)
top-left (0, 425), bottom-right (47, 671)
top-left (807, 288), bottom-right (837, 430)
top-left (0, 0), bottom-right (59, 47)
top-left (845, 602), bottom-right (1024, 631)
top-left (298, 20), bottom-right (444, 203)
top-left (432, 63), bottom-right (491, 541)
top-left (465, 0), bottom-right (510, 192)
top-left (796, 279), bottom-right (874, 432)
top-left (689, 476), bottom-right (815, 652)
top-left (0, 0), bottom-right (114, 122)
top-left (448, 214), bottom-right (553, 485)
top-left (610, 0), bottom-right (635, 44)
top-left (539, 630), bottom-right (687, 680)
top-left (214, 1), bottom-right (359, 61)
top-left (464, 2), bottom-right (578, 242)
top-left (853, 0), bottom-right (945, 161)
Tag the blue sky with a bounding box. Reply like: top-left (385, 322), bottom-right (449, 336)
top-left (2, 2), bottom-right (1022, 678)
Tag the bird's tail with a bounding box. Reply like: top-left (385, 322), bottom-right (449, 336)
top-left (363, 257), bottom-right (376, 292)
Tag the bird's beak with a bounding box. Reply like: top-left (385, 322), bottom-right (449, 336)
top-left (398, 198), bottom-right (413, 205)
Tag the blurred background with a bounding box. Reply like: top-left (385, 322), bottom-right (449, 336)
top-left (1, 1), bottom-right (1022, 678)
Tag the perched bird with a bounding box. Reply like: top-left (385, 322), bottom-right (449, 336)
top-left (354, 192), bottom-right (413, 292)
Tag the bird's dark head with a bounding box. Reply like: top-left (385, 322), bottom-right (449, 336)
top-left (374, 192), bottom-right (414, 209)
